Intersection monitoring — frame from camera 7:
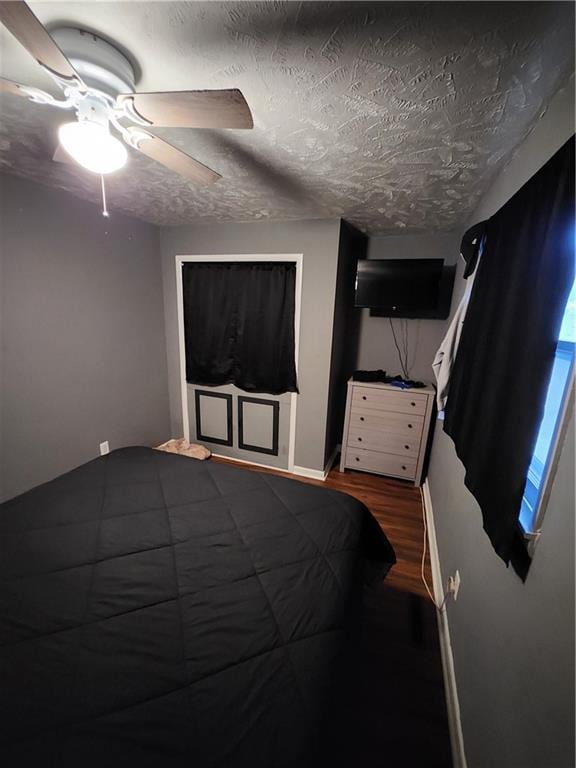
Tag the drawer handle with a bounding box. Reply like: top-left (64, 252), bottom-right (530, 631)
top-left (362, 395), bottom-right (367, 400)
top-left (360, 416), bottom-right (365, 422)
top-left (411, 401), bottom-right (416, 407)
top-left (408, 423), bottom-right (413, 429)
top-left (358, 437), bottom-right (363, 442)
top-left (402, 465), bottom-right (407, 471)
top-left (355, 457), bottom-right (360, 462)
top-left (404, 444), bottom-right (410, 450)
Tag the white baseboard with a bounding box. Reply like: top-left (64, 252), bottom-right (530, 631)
top-left (210, 453), bottom-right (289, 473)
top-left (294, 443), bottom-right (340, 482)
top-left (422, 480), bottom-right (467, 768)
top-left (211, 445), bottom-right (340, 483)
top-left (292, 465), bottom-right (326, 480)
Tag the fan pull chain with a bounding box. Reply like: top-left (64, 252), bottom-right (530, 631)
top-left (100, 175), bottom-right (110, 218)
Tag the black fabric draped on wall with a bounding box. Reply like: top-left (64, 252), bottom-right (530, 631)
top-left (444, 137), bottom-right (574, 580)
top-left (182, 261), bottom-right (298, 395)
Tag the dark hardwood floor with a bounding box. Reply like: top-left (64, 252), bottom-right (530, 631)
top-left (212, 454), bottom-right (453, 767)
top-left (322, 462), bottom-right (432, 598)
top-left (330, 582), bottom-right (453, 768)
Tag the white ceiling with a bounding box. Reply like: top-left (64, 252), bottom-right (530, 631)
top-left (0, 1), bottom-right (573, 233)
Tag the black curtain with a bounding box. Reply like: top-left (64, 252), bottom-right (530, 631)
top-left (182, 261), bottom-right (298, 394)
top-left (444, 137), bottom-right (574, 579)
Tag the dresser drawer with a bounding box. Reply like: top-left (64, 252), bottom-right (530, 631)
top-left (347, 427), bottom-right (420, 457)
top-left (352, 386), bottom-right (428, 416)
top-left (345, 448), bottom-right (417, 481)
top-left (350, 408), bottom-right (424, 438)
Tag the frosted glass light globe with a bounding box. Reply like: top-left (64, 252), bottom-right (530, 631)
top-left (58, 121), bottom-right (128, 174)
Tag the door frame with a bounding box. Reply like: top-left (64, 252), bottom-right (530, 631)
top-left (175, 253), bottom-right (303, 472)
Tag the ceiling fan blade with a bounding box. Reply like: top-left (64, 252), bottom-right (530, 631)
top-left (0, 76), bottom-right (28, 98)
top-left (52, 142), bottom-right (75, 166)
top-left (117, 89), bottom-right (253, 129)
top-left (128, 129), bottom-right (221, 186)
top-left (0, 1), bottom-right (81, 83)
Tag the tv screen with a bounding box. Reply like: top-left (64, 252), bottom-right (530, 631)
top-left (354, 258), bottom-right (454, 319)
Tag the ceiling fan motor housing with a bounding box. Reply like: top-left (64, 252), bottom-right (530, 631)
top-left (75, 94), bottom-right (111, 129)
top-left (50, 27), bottom-right (136, 99)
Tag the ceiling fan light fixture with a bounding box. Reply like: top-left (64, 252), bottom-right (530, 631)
top-left (58, 120), bottom-right (128, 174)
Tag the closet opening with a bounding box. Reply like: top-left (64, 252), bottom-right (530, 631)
top-left (176, 254), bottom-right (303, 472)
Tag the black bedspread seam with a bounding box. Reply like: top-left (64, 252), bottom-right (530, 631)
top-left (207, 467), bottom-right (317, 743)
top-left (151, 450), bottom-right (189, 682)
top-left (0, 533), bottom-right (359, 584)
top-left (0, 503), bottom-right (171, 534)
top-left (2, 493), bottom-right (349, 540)
top-left (81, 457), bottom-right (108, 625)
top-left (1, 628), bottom-right (345, 746)
top-left (0, 483), bottom-right (349, 539)
top-left (258, 475), bottom-right (346, 596)
top-left (0, 547), bottom-right (359, 649)
top-left (0, 593), bottom-right (179, 649)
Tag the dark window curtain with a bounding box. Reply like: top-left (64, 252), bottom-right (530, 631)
top-left (444, 137), bottom-right (574, 580)
top-left (182, 262), bottom-right (298, 395)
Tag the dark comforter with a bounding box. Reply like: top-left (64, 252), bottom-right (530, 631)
top-left (0, 447), bottom-right (395, 767)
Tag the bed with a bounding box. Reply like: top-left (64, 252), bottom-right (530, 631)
top-left (0, 446), bottom-right (395, 766)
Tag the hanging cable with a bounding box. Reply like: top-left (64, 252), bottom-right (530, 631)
top-left (100, 175), bottom-right (110, 218)
top-left (402, 319), bottom-right (410, 378)
top-left (389, 318), bottom-right (409, 379)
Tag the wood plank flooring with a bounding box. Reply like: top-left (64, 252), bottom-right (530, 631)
top-left (329, 582), bottom-right (453, 768)
top-left (212, 455), bottom-right (432, 599)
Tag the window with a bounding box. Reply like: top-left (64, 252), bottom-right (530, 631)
top-left (520, 278), bottom-right (575, 541)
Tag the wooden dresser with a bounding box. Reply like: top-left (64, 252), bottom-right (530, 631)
top-left (339, 379), bottom-right (436, 486)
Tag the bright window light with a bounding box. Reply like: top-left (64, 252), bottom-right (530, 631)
top-left (58, 121), bottom-right (128, 174)
top-left (520, 278), bottom-right (575, 535)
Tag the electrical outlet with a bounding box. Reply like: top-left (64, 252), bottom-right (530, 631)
top-left (447, 570), bottom-right (461, 601)
top-left (99, 441), bottom-right (110, 456)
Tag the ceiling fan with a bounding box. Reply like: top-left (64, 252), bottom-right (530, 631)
top-left (0, 1), bottom-right (253, 185)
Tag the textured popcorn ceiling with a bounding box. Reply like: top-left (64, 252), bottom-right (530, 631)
top-left (0, 1), bottom-right (573, 233)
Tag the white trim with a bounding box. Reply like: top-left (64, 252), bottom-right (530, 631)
top-left (175, 254), bottom-right (303, 473)
top-left (527, 364), bottom-right (575, 549)
top-left (292, 443), bottom-right (340, 482)
top-left (212, 452), bottom-right (329, 482)
top-left (210, 452), bottom-right (288, 473)
top-left (175, 260), bottom-right (190, 441)
top-left (211, 443), bottom-right (340, 483)
top-left (292, 465), bottom-right (327, 481)
top-left (290, 254), bottom-right (304, 473)
top-left (422, 480), bottom-right (468, 768)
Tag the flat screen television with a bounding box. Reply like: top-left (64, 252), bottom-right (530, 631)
top-left (354, 258), bottom-right (455, 319)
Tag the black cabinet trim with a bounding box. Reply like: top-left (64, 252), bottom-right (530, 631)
top-left (194, 389), bottom-right (233, 446)
top-left (238, 396), bottom-right (279, 456)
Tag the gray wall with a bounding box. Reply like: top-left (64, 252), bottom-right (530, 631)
top-left (0, 174), bottom-right (170, 501)
top-left (427, 78), bottom-right (575, 768)
top-left (160, 218), bottom-right (342, 471)
top-left (357, 231), bottom-right (461, 383)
